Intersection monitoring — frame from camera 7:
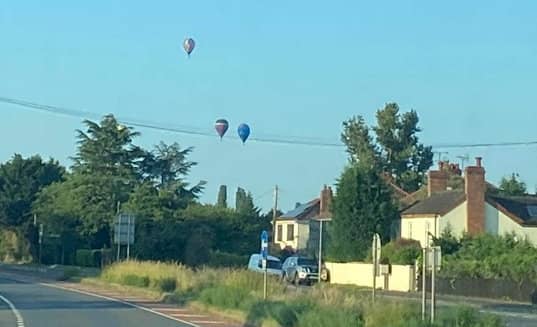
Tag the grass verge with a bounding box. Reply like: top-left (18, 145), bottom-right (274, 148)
top-left (92, 260), bottom-right (505, 327)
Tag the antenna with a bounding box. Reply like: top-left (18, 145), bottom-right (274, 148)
top-left (433, 151), bottom-right (449, 164)
top-left (456, 154), bottom-right (469, 169)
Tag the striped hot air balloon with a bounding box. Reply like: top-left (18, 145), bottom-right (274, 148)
top-left (183, 38), bottom-right (195, 57)
top-left (215, 119), bottom-right (229, 140)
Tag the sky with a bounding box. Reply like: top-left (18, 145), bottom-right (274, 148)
top-left (1, 1), bottom-right (537, 211)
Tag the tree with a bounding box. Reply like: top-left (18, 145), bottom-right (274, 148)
top-left (327, 163), bottom-right (399, 261)
top-left (341, 103), bottom-right (433, 192)
top-left (217, 185), bottom-right (228, 208)
top-left (0, 154), bottom-right (65, 260)
top-left (498, 173), bottom-right (527, 196)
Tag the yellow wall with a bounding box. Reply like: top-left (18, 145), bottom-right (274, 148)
top-left (485, 203), bottom-right (537, 245)
top-left (400, 216), bottom-right (437, 247)
top-left (440, 201), bottom-right (467, 237)
top-left (325, 262), bottom-right (416, 292)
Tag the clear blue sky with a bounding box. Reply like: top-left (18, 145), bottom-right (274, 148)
top-left (1, 1), bottom-right (537, 211)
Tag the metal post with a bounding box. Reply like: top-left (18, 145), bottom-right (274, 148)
top-left (126, 215), bottom-right (131, 261)
top-left (318, 220), bottom-right (323, 283)
top-left (272, 185), bottom-right (278, 244)
top-left (422, 247), bottom-right (427, 321)
top-left (431, 251), bottom-right (435, 323)
top-left (38, 224), bottom-right (43, 265)
top-left (116, 214), bottom-right (121, 262)
top-left (263, 262), bottom-right (267, 300)
top-left (372, 235), bottom-right (377, 303)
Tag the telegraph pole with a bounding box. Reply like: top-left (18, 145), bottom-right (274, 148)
top-left (272, 185), bottom-right (279, 244)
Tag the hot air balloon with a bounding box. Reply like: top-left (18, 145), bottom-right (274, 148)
top-left (215, 119), bottom-right (229, 140)
top-left (237, 123), bottom-right (251, 144)
top-left (183, 38), bottom-right (195, 57)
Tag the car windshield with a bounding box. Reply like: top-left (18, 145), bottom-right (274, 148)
top-left (297, 258), bottom-right (317, 266)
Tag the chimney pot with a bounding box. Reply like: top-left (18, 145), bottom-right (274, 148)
top-left (475, 157), bottom-right (482, 167)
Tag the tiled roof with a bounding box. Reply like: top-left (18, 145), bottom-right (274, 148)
top-left (277, 199), bottom-right (320, 221)
top-left (487, 195), bottom-right (537, 226)
top-left (402, 191), bottom-right (466, 216)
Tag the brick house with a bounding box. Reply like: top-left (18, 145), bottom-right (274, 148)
top-left (400, 157), bottom-right (537, 246)
top-left (274, 185), bottom-right (333, 255)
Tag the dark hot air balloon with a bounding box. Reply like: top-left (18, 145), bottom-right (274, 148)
top-left (237, 123), bottom-right (251, 144)
top-left (183, 38), bottom-right (195, 57)
top-left (215, 119), bottom-right (229, 139)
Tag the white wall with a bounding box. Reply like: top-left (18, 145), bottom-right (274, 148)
top-left (274, 221), bottom-right (299, 250)
top-left (400, 216), bottom-right (437, 247)
top-left (485, 203), bottom-right (537, 245)
top-left (325, 262), bottom-right (415, 292)
top-left (440, 201), bottom-right (467, 237)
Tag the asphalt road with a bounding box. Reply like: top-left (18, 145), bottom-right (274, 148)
top-left (0, 275), bottom-right (192, 327)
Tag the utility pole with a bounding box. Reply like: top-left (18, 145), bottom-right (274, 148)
top-left (38, 224), bottom-right (44, 265)
top-left (422, 224), bottom-right (429, 321)
top-left (116, 201), bottom-right (121, 262)
top-left (272, 185), bottom-right (279, 244)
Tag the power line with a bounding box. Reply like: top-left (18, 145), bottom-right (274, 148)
top-left (2, 95), bottom-right (537, 150)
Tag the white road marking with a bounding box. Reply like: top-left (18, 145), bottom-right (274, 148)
top-left (0, 294), bottom-right (25, 327)
top-left (40, 283), bottom-right (200, 327)
top-left (171, 314), bottom-right (206, 318)
top-left (191, 321), bottom-right (225, 324)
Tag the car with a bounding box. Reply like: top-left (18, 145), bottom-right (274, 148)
top-left (281, 256), bottom-right (320, 285)
top-left (247, 254), bottom-right (282, 276)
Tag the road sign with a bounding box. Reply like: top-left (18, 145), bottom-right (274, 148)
top-left (372, 233), bottom-right (381, 277)
top-left (427, 246), bottom-right (442, 271)
top-left (114, 214), bottom-right (135, 245)
top-left (260, 230), bottom-right (268, 259)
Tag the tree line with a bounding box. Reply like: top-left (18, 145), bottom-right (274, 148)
top-left (0, 115), bottom-right (271, 266)
top-left (0, 104), bottom-right (530, 266)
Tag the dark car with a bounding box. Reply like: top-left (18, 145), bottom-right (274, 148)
top-left (281, 256), bottom-right (319, 285)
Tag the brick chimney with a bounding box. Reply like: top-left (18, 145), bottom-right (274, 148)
top-left (465, 157), bottom-right (485, 235)
top-left (319, 185), bottom-right (333, 218)
top-left (427, 161), bottom-right (448, 196)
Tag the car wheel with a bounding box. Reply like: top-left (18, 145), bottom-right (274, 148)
top-left (281, 272), bottom-right (286, 283)
top-left (293, 273), bottom-right (300, 286)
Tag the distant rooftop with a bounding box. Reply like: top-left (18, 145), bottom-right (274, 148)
top-left (277, 199), bottom-right (320, 221)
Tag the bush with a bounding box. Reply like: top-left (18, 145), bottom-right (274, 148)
top-left (199, 285), bottom-right (249, 309)
top-left (438, 233), bottom-right (537, 283)
top-left (155, 277), bottom-right (177, 293)
top-left (368, 238), bottom-right (421, 265)
top-left (298, 306), bottom-right (363, 327)
top-left (121, 274), bottom-right (150, 288)
top-left (57, 267), bottom-right (81, 281)
top-left (75, 249), bottom-right (93, 267)
top-left (207, 251), bottom-right (248, 268)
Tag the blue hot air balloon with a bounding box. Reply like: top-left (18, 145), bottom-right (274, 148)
top-left (237, 123), bottom-right (250, 144)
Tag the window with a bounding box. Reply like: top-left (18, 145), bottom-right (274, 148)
top-left (277, 225), bottom-right (283, 242)
top-left (287, 224), bottom-right (295, 241)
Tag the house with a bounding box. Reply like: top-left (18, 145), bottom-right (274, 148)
top-left (401, 157), bottom-right (537, 246)
top-left (274, 185), bottom-right (332, 254)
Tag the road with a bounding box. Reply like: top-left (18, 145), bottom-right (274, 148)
top-left (0, 274), bottom-right (192, 327)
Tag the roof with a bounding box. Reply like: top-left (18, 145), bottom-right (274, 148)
top-left (402, 190), bottom-right (465, 216)
top-left (487, 195), bottom-right (537, 226)
top-left (277, 199), bottom-right (320, 221)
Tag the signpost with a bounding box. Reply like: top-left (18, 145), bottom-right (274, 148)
top-left (38, 224), bottom-right (44, 265)
top-left (114, 214), bottom-right (135, 261)
top-left (371, 233), bottom-right (381, 303)
top-left (261, 230), bottom-right (268, 300)
top-left (315, 217), bottom-right (332, 283)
